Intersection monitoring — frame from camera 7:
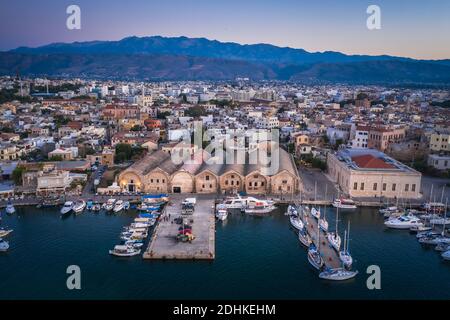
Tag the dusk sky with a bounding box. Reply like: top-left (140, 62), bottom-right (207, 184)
top-left (0, 0), bottom-right (449, 59)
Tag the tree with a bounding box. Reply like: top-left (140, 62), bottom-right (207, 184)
top-left (130, 125), bottom-right (142, 131)
top-left (184, 105), bottom-right (206, 118)
top-left (12, 166), bottom-right (26, 185)
top-left (49, 155), bottom-right (63, 161)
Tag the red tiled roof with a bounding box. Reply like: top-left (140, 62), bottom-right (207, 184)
top-left (351, 154), bottom-right (395, 169)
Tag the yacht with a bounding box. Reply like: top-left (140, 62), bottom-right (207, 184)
top-left (104, 199), bottom-right (116, 211)
top-left (410, 225), bottom-right (432, 233)
top-left (109, 245), bottom-right (141, 257)
top-left (60, 201), bottom-right (74, 215)
top-left (244, 200), bottom-right (276, 215)
top-left (0, 238), bottom-right (9, 252)
top-left (113, 200), bottom-right (125, 213)
top-left (416, 231), bottom-right (440, 239)
top-left (92, 203), bottom-right (102, 212)
top-left (298, 229), bottom-right (312, 248)
top-left (222, 195), bottom-right (274, 210)
top-left (442, 250), bottom-right (450, 261)
top-left (384, 215), bottom-right (423, 229)
top-left (383, 209), bottom-right (405, 219)
top-left (319, 268), bottom-right (358, 281)
top-left (307, 244), bottom-right (324, 270)
top-left (215, 204), bottom-right (228, 221)
top-left (290, 215), bottom-right (304, 231)
top-left (5, 202), bottom-right (15, 215)
top-left (0, 229), bottom-right (13, 238)
top-left (332, 198), bottom-right (357, 210)
top-left (72, 200), bottom-right (86, 214)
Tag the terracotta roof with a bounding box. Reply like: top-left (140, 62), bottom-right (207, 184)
top-left (351, 154), bottom-right (395, 169)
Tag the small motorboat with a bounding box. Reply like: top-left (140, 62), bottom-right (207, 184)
top-left (104, 199), bottom-right (116, 211)
top-left (0, 228), bottom-right (13, 238)
top-left (429, 218), bottom-right (450, 226)
top-left (0, 238), bottom-right (9, 252)
top-left (72, 200), bottom-right (86, 214)
top-left (307, 244), bottom-right (324, 270)
top-left (332, 198), bottom-right (357, 210)
top-left (410, 225), bottom-right (432, 233)
top-left (5, 202), bottom-right (15, 215)
top-left (86, 200), bottom-right (94, 211)
top-left (416, 231), bottom-right (440, 239)
top-left (60, 201), bottom-right (74, 215)
top-left (290, 215), bottom-right (304, 231)
top-left (123, 201), bottom-right (130, 210)
top-left (92, 203), bottom-right (102, 212)
top-left (319, 268), bottom-right (358, 281)
top-left (216, 204), bottom-right (228, 221)
top-left (244, 200), bottom-right (276, 215)
top-left (442, 250), bottom-right (450, 261)
top-left (113, 200), bottom-right (125, 213)
top-left (419, 236), bottom-right (450, 246)
top-left (435, 243), bottom-right (450, 252)
top-left (379, 206), bottom-right (398, 215)
top-left (298, 229), bottom-right (312, 248)
top-left (109, 245), bottom-right (141, 257)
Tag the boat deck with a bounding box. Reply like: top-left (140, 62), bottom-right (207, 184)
top-left (303, 209), bottom-right (341, 269)
top-left (143, 196), bottom-right (215, 260)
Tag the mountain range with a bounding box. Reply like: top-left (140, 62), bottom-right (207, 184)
top-left (1, 35), bottom-right (450, 84)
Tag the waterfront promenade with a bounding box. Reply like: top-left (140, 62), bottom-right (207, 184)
top-left (143, 196), bottom-right (215, 260)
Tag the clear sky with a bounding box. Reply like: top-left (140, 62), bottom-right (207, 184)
top-left (0, 0), bottom-right (449, 59)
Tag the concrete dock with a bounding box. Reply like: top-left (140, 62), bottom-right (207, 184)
top-left (302, 207), bottom-right (341, 269)
top-left (143, 196), bottom-right (215, 260)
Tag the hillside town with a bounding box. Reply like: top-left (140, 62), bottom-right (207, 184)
top-left (0, 75), bottom-right (449, 204)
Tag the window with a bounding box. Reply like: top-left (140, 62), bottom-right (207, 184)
top-left (412, 184), bottom-right (416, 192)
top-left (383, 183), bottom-right (386, 191)
top-left (354, 182), bottom-right (358, 190)
top-left (162, 179), bottom-right (165, 183)
top-left (150, 179), bottom-right (154, 183)
top-left (373, 183), bottom-right (377, 191)
top-left (202, 184), bottom-right (205, 188)
top-left (249, 182), bottom-right (252, 187)
top-left (236, 181), bottom-right (239, 186)
top-left (206, 175), bottom-right (210, 181)
top-left (405, 184), bottom-right (409, 192)
top-left (209, 184), bottom-right (212, 188)
top-left (360, 183), bottom-right (364, 191)
top-left (156, 179), bottom-right (159, 183)
top-left (225, 180), bottom-right (229, 185)
top-left (392, 183), bottom-right (396, 191)
top-left (261, 181), bottom-right (264, 186)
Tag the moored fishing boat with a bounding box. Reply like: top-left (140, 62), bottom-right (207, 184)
top-left (319, 268), bottom-right (358, 281)
top-left (86, 200), bottom-right (94, 211)
top-left (244, 200), bottom-right (276, 215)
top-left (103, 199), bottom-right (116, 212)
top-left (332, 198), bottom-right (357, 210)
top-left (109, 245), bottom-right (141, 257)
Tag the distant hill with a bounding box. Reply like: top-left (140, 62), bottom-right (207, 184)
top-left (2, 35), bottom-right (450, 83)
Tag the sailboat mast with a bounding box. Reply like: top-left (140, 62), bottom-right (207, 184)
top-left (343, 230), bottom-right (347, 254)
top-left (347, 221), bottom-right (351, 253)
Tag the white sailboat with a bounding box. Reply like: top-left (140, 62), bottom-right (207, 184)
top-left (319, 268), bottom-right (358, 281)
top-left (328, 200), bottom-right (341, 252)
top-left (311, 207), bottom-right (320, 220)
top-left (319, 205), bottom-right (329, 232)
top-left (298, 228), bottom-right (312, 248)
top-left (290, 215), bottom-right (304, 231)
top-left (339, 221), bottom-right (353, 269)
top-left (5, 202), bottom-right (15, 215)
top-left (442, 250), bottom-right (450, 260)
top-left (307, 219), bottom-right (324, 270)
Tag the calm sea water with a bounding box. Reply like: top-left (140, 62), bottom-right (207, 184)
top-left (0, 205), bottom-right (449, 300)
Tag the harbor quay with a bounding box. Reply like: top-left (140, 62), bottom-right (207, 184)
top-left (143, 195), bottom-right (215, 260)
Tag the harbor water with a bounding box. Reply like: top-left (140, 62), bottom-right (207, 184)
top-left (0, 205), bottom-right (449, 300)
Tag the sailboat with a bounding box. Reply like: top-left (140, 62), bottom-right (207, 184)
top-left (319, 205), bottom-right (329, 232)
top-left (307, 219), bottom-right (324, 270)
top-left (318, 267), bottom-right (358, 281)
top-left (339, 221), bottom-right (353, 269)
top-left (290, 215), bottom-right (304, 231)
top-left (327, 196), bottom-right (341, 252)
top-left (298, 227), bottom-right (312, 247)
